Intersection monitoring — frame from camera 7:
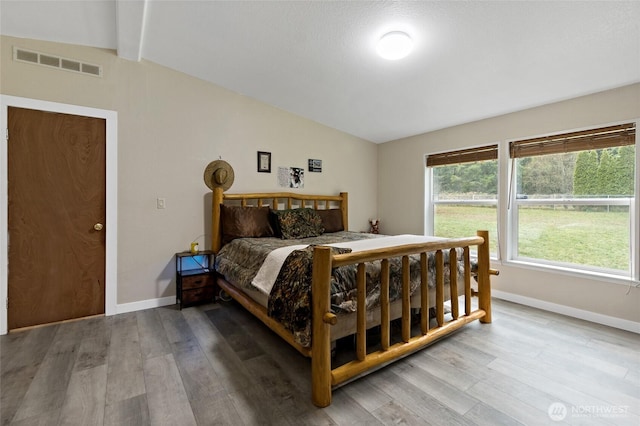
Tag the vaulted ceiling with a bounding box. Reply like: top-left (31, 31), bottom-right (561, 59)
top-left (2, 1), bottom-right (639, 143)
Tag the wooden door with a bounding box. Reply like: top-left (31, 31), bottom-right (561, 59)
top-left (7, 107), bottom-right (106, 330)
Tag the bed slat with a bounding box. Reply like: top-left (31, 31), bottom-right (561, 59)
top-left (380, 259), bottom-right (390, 350)
top-left (449, 248), bottom-right (459, 320)
top-left (356, 263), bottom-right (367, 361)
top-left (435, 250), bottom-right (445, 327)
top-left (420, 252), bottom-right (429, 335)
top-left (464, 246), bottom-right (471, 316)
top-left (401, 256), bottom-right (411, 343)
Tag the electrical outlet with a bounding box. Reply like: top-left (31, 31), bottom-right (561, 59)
top-left (157, 198), bottom-right (166, 209)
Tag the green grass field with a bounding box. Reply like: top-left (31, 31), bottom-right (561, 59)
top-left (434, 205), bottom-right (630, 271)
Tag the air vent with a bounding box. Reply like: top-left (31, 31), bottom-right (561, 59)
top-left (13, 47), bottom-right (102, 77)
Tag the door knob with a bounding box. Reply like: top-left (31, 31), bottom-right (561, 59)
top-left (94, 223), bottom-right (104, 231)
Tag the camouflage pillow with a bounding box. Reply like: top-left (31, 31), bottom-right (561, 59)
top-left (273, 208), bottom-right (324, 239)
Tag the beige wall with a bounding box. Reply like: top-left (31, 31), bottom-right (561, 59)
top-left (378, 83), bottom-right (640, 325)
top-left (1, 36), bottom-right (378, 305)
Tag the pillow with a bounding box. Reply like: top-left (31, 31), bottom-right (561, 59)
top-left (221, 205), bottom-right (274, 244)
top-left (273, 208), bottom-right (324, 239)
top-left (316, 209), bottom-right (344, 233)
top-left (268, 209), bottom-right (283, 238)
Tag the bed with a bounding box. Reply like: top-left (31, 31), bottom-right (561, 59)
top-left (211, 188), bottom-right (496, 407)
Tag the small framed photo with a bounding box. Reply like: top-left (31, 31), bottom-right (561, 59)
top-left (257, 151), bottom-right (271, 173)
top-left (308, 159), bottom-right (322, 172)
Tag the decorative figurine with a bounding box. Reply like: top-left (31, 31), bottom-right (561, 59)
top-left (369, 218), bottom-right (380, 234)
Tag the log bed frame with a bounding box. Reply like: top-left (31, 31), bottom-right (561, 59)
top-left (211, 188), bottom-right (497, 407)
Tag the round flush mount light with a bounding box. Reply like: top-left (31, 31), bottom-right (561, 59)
top-left (377, 31), bottom-right (413, 60)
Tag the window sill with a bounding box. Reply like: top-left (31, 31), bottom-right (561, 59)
top-left (499, 258), bottom-right (639, 287)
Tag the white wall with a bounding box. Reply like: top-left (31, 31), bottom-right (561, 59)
top-left (378, 83), bottom-right (640, 329)
top-left (1, 36), bottom-right (378, 307)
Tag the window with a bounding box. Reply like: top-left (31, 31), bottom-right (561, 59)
top-left (427, 145), bottom-right (499, 256)
top-left (510, 123), bottom-right (636, 275)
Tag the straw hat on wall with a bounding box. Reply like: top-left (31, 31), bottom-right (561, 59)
top-left (203, 160), bottom-right (234, 191)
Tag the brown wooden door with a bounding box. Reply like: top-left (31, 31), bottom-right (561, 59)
top-left (7, 107), bottom-right (106, 330)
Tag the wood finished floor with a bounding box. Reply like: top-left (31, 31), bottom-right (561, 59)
top-left (1, 298), bottom-right (638, 426)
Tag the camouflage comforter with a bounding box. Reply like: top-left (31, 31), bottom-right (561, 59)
top-left (215, 231), bottom-right (463, 347)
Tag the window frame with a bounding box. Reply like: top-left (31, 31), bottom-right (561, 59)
top-left (425, 144), bottom-right (500, 258)
top-left (506, 120), bottom-right (638, 281)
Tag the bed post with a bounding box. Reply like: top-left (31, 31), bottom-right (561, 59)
top-left (311, 246), bottom-right (334, 407)
top-left (476, 230), bottom-right (492, 323)
top-left (339, 192), bottom-right (348, 231)
top-left (212, 187), bottom-right (224, 253)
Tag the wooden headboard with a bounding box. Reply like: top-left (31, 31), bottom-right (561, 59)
top-left (211, 187), bottom-right (348, 253)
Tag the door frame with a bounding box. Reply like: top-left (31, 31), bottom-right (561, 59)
top-left (0, 95), bottom-right (118, 334)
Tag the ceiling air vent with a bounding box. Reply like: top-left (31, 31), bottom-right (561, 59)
top-left (13, 47), bottom-right (102, 77)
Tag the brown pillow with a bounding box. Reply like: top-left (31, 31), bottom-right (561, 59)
top-left (316, 209), bottom-right (344, 233)
top-left (221, 205), bottom-right (274, 244)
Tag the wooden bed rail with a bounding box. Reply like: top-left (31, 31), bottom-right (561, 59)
top-left (311, 230), bottom-right (493, 407)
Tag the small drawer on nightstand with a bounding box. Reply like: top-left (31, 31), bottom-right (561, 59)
top-left (181, 273), bottom-right (214, 290)
top-left (181, 286), bottom-right (215, 306)
top-left (176, 250), bottom-right (216, 309)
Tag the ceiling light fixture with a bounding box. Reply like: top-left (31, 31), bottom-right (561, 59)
top-left (377, 31), bottom-right (413, 60)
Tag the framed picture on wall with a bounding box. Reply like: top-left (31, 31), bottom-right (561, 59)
top-left (308, 159), bottom-right (322, 172)
top-left (257, 151), bottom-right (271, 173)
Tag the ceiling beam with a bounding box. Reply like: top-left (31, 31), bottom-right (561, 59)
top-left (115, 0), bottom-right (147, 61)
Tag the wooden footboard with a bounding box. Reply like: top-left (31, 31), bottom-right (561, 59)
top-left (311, 230), bottom-right (495, 407)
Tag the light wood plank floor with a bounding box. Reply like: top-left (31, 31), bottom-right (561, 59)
top-left (1, 299), bottom-right (638, 425)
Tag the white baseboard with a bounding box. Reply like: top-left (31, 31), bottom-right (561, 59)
top-left (115, 296), bottom-right (176, 315)
top-left (492, 290), bottom-right (640, 334)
